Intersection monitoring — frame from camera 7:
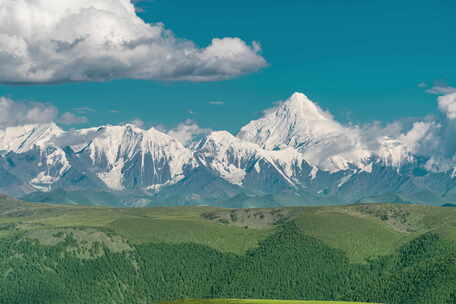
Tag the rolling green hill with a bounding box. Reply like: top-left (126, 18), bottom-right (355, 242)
top-left (1, 195), bottom-right (456, 304)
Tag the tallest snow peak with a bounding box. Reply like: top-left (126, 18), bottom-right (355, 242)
top-left (237, 92), bottom-right (343, 151)
top-left (280, 92), bottom-right (333, 122)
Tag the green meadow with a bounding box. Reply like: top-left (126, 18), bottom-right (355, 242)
top-left (4, 196), bottom-right (456, 263)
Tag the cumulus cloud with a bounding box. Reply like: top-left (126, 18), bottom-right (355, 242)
top-left (167, 120), bottom-right (211, 146)
top-left (358, 91), bottom-right (456, 167)
top-left (360, 121), bottom-right (404, 150)
top-left (0, 0), bottom-right (266, 84)
top-left (357, 90), bottom-right (456, 170)
top-left (0, 97), bottom-right (87, 127)
top-left (438, 93), bottom-right (456, 120)
top-left (0, 97), bottom-right (58, 127)
top-left (399, 121), bottom-right (440, 153)
top-left (58, 112), bottom-right (89, 125)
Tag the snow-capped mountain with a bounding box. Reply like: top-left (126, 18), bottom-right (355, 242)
top-left (65, 124), bottom-right (195, 191)
top-left (2, 92), bottom-right (456, 207)
top-left (0, 123), bottom-right (63, 153)
top-left (238, 92), bottom-right (372, 172)
top-left (239, 92), bottom-right (347, 150)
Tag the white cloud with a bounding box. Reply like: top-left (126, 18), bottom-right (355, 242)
top-left (356, 91), bottom-right (456, 169)
top-left (438, 93), bottom-right (456, 120)
top-left (0, 0), bottom-right (266, 84)
top-left (399, 121), bottom-right (439, 152)
top-left (167, 120), bottom-right (211, 146)
top-left (357, 93), bottom-right (456, 167)
top-left (58, 112), bottom-right (89, 125)
top-left (0, 97), bottom-right (89, 127)
top-left (209, 101), bottom-right (225, 105)
top-left (0, 97), bottom-right (58, 127)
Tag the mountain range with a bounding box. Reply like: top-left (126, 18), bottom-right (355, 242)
top-left (1, 92), bottom-right (456, 207)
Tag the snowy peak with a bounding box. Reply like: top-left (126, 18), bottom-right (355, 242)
top-left (75, 124), bottom-right (194, 190)
top-left (194, 131), bottom-right (260, 185)
top-left (88, 125), bottom-right (144, 163)
top-left (280, 92), bottom-right (333, 122)
top-left (0, 123), bottom-right (63, 153)
top-left (236, 93), bottom-right (441, 172)
top-left (70, 124), bottom-right (189, 157)
top-left (0, 123), bottom-right (195, 192)
top-left (236, 92), bottom-right (372, 171)
top-left (238, 92), bottom-right (344, 151)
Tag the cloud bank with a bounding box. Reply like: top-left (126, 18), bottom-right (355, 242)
top-left (0, 0), bottom-right (267, 84)
top-left (314, 90), bottom-right (456, 171)
top-left (0, 97), bottom-right (87, 127)
top-left (0, 97), bottom-right (58, 127)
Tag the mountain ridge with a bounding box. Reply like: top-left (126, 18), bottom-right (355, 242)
top-left (1, 92), bottom-right (456, 206)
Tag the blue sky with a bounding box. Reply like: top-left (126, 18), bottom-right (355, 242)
top-left (1, 0), bottom-right (455, 132)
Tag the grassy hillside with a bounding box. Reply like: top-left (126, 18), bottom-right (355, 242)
top-left (2, 195), bottom-right (456, 260)
top-left (1, 195), bottom-right (456, 303)
top-left (0, 200), bottom-right (272, 254)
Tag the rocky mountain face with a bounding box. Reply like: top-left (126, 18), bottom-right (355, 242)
top-left (1, 92), bottom-right (456, 207)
